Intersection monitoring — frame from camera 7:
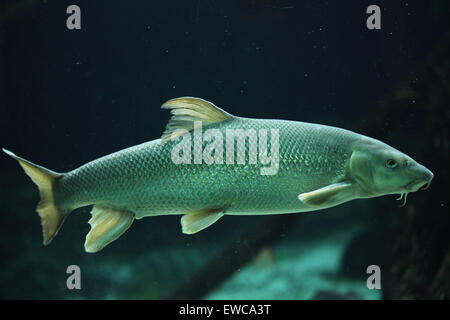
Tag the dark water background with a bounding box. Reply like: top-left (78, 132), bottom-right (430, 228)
top-left (0, 0), bottom-right (449, 299)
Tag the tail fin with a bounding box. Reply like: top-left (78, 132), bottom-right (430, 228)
top-left (3, 148), bottom-right (68, 245)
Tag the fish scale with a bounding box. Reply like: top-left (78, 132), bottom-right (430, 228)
top-left (4, 96), bottom-right (432, 252)
top-left (54, 117), bottom-right (358, 218)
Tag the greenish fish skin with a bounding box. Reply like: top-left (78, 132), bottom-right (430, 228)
top-left (3, 97), bottom-right (434, 251)
top-left (55, 117), bottom-right (360, 218)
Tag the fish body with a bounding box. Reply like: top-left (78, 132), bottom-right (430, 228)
top-left (3, 97), bottom-right (434, 252)
top-left (56, 118), bottom-right (358, 217)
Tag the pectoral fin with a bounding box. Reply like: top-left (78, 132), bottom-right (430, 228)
top-left (298, 182), bottom-right (352, 206)
top-left (181, 208), bottom-right (224, 234)
top-left (85, 205), bottom-right (135, 253)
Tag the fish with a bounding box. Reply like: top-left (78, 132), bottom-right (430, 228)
top-left (2, 97), bottom-right (434, 253)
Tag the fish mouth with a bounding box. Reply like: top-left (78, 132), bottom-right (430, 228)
top-left (404, 179), bottom-right (431, 192)
top-left (421, 179), bottom-right (432, 191)
top-left (396, 179), bottom-right (430, 207)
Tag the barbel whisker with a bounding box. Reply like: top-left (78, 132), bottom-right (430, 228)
top-left (400, 193), bottom-right (409, 207)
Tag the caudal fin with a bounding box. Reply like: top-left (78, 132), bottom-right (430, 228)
top-left (3, 148), bottom-right (68, 245)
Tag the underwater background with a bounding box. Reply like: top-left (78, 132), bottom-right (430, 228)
top-left (0, 0), bottom-right (449, 299)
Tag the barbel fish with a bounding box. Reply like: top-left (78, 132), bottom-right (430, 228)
top-left (3, 97), bottom-right (433, 252)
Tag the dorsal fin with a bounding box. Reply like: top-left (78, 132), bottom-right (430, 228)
top-left (161, 97), bottom-right (234, 142)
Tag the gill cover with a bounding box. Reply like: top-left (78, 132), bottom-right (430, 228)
top-left (349, 150), bottom-right (373, 196)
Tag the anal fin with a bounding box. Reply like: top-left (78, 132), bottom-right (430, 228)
top-left (298, 182), bottom-right (352, 206)
top-left (181, 208), bottom-right (224, 234)
top-left (85, 205), bottom-right (135, 253)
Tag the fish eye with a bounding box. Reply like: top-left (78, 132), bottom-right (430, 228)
top-left (386, 159), bottom-right (397, 169)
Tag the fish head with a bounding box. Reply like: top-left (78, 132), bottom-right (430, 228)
top-left (349, 137), bottom-right (433, 198)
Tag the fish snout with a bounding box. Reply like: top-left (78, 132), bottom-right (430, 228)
top-left (407, 164), bottom-right (434, 191)
top-left (419, 166), bottom-right (433, 190)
